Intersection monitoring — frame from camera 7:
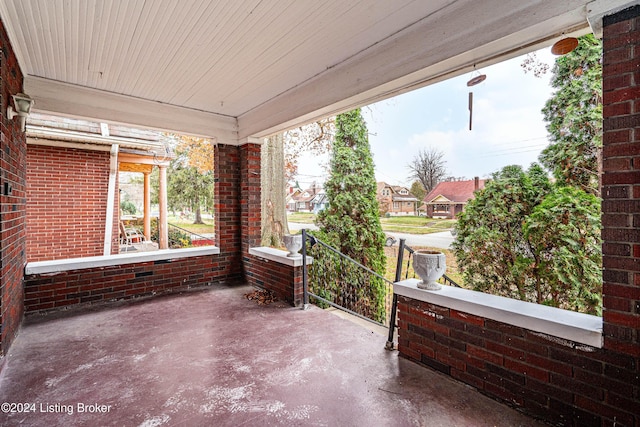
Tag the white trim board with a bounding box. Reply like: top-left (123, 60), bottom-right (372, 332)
top-left (394, 279), bottom-right (603, 348)
top-left (26, 247), bottom-right (220, 275)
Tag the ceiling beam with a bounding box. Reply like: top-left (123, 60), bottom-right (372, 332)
top-left (24, 76), bottom-right (239, 142)
top-left (238, 0), bottom-right (590, 139)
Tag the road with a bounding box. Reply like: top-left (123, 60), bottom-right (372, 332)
top-left (385, 230), bottom-right (454, 249)
top-left (288, 222), bottom-right (455, 249)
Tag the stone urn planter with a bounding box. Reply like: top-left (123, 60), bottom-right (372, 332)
top-left (413, 250), bottom-right (446, 290)
top-left (283, 234), bottom-right (303, 258)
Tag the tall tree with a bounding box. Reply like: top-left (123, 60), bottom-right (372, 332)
top-left (314, 109), bottom-right (387, 322)
top-left (540, 34), bottom-right (603, 195)
top-left (167, 135), bottom-right (215, 224)
top-left (259, 119), bottom-right (334, 247)
top-left (410, 180), bottom-right (426, 209)
top-left (261, 133), bottom-right (289, 247)
top-left (407, 147), bottom-right (448, 193)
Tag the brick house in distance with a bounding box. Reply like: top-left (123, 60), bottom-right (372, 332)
top-left (422, 177), bottom-right (485, 218)
top-left (286, 182), bottom-right (323, 213)
top-left (377, 182), bottom-right (419, 216)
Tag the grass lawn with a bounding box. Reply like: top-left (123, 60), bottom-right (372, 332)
top-left (288, 212), bottom-right (316, 223)
top-left (380, 216), bottom-right (430, 225)
top-left (288, 213), bottom-right (456, 235)
top-left (168, 217), bottom-right (215, 235)
top-left (380, 217), bottom-right (456, 234)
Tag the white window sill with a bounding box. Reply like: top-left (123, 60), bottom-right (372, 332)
top-left (25, 247), bottom-right (220, 275)
top-left (394, 279), bottom-right (603, 348)
top-left (249, 247), bottom-right (313, 267)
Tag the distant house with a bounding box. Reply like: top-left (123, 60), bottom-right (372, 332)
top-left (376, 182), bottom-right (419, 216)
top-left (422, 177), bottom-right (485, 219)
top-left (310, 191), bottom-right (328, 214)
top-left (287, 182), bottom-right (324, 213)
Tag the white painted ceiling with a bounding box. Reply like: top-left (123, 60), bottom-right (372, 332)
top-left (0, 0), bottom-right (633, 143)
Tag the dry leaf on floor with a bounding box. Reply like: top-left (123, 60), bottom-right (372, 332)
top-left (244, 289), bottom-right (277, 305)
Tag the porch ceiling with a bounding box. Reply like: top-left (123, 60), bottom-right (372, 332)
top-left (0, 0), bottom-right (631, 142)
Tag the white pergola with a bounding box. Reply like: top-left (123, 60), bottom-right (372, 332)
top-left (1, 0), bottom-right (634, 143)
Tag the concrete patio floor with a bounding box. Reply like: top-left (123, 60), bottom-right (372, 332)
top-left (0, 283), bottom-right (546, 426)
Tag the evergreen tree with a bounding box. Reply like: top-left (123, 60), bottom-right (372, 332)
top-left (410, 180), bottom-right (426, 210)
top-left (314, 109), bottom-right (387, 322)
top-left (452, 164), bottom-right (602, 315)
top-left (540, 34), bottom-right (602, 195)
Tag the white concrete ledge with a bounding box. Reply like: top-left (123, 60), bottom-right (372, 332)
top-left (394, 279), bottom-right (603, 348)
top-left (25, 247), bottom-right (220, 275)
top-left (249, 247), bottom-right (313, 267)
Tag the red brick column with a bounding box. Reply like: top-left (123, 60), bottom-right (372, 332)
top-left (239, 142), bottom-right (262, 257)
top-left (601, 4), bottom-right (640, 358)
top-left (0, 20), bottom-right (26, 357)
top-left (210, 141), bottom-right (261, 284)
top-left (214, 144), bottom-right (242, 281)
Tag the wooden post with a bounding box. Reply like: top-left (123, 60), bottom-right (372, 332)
top-left (158, 165), bottom-right (168, 249)
top-left (143, 171), bottom-right (151, 241)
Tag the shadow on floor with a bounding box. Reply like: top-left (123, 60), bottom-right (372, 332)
top-left (0, 283), bottom-right (545, 426)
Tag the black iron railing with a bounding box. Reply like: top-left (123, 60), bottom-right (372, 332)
top-left (386, 238), bottom-right (460, 349)
top-left (167, 223), bottom-right (215, 248)
top-left (302, 229), bottom-right (393, 328)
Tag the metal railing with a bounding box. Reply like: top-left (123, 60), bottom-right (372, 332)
top-left (386, 238), bottom-right (460, 349)
top-left (167, 223), bottom-right (215, 248)
top-left (302, 229), bottom-right (394, 328)
top-left (298, 230), bottom-right (460, 348)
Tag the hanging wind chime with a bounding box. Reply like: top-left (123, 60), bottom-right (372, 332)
top-left (466, 69), bottom-right (486, 130)
top-left (550, 36), bottom-right (578, 55)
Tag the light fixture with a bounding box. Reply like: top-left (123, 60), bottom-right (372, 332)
top-left (7, 92), bottom-right (35, 131)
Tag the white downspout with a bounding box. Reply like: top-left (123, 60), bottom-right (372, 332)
top-left (104, 144), bottom-right (119, 255)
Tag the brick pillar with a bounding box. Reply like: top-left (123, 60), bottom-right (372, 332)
top-left (601, 4), bottom-right (640, 357)
top-left (0, 20), bottom-right (26, 357)
top-left (239, 142), bottom-right (262, 258)
top-left (214, 144), bottom-right (242, 281)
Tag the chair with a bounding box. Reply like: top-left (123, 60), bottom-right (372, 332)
top-left (119, 221), bottom-right (144, 246)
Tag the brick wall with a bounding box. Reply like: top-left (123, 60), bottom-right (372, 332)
top-left (0, 19), bottom-right (26, 358)
top-left (397, 296), bottom-right (638, 426)
top-left (214, 144), bottom-right (242, 281)
top-left (601, 4), bottom-right (640, 359)
top-left (245, 257), bottom-right (304, 306)
top-left (26, 144), bottom-right (114, 261)
top-left (24, 255), bottom-right (223, 313)
top-left (22, 140), bottom-right (263, 315)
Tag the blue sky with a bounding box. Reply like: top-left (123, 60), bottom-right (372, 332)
top-left (295, 47), bottom-right (557, 188)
